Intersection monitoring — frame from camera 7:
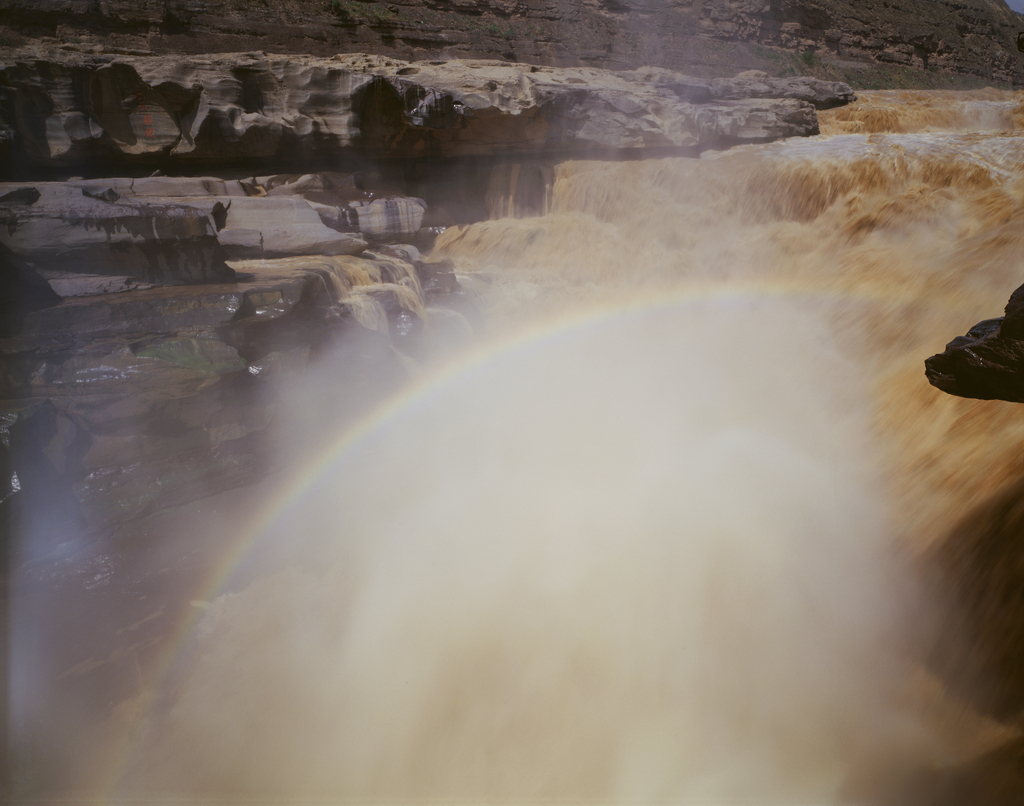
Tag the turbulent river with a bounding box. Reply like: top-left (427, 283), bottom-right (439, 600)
top-left (14, 88), bottom-right (1024, 804)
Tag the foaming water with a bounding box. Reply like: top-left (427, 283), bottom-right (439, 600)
top-left (27, 89), bottom-right (1024, 803)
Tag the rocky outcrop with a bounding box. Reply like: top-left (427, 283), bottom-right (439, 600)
top-left (0, 0), bottom-right (1020, 85)
top-left (0, 51), bottom-right (852, 176)
top-left (925, 282), bottom-right (1024, 404)
top-left (1, 181), bottom-right (237, 286)
top-left (0, 173), bottom-right (453, 293)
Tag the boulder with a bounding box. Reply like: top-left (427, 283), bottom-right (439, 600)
top-left (925, 283), bottom-right (1024, 403)
top-left (351, 197), bottom-right (427, 243)
top-left (247, 173), bottom-right (429, 243)
top-left (695, 97), bottom-right (819, 144)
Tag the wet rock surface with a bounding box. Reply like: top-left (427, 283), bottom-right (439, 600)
top-left (0, 51), bottom-right (851, 175)
top-left (925, 282), bottom-right (1024, 404)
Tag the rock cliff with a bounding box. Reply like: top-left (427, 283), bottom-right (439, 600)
top-left (1, 0), bottom-right (1022, 85)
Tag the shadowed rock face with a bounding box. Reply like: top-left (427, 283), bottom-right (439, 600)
top-left (925, 283), bottom-right (1024, 404)
top-left (0, 52), bottom-right (851, 175)
top-left (927, 474), bottom-right (1024, 723)
top-left (0, 242), bottom-right (61, 337)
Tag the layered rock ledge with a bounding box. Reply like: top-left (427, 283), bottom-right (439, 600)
top-left (0, 172), bottom-right (440, 287)
top-left (0, 50), bottom-right (853, 175)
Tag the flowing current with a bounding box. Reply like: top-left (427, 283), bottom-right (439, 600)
top-left (21, 89), bottom-right (1024, 804)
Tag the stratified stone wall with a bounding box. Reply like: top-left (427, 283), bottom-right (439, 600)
top-left (1, 0), bottom-right (1020, 84)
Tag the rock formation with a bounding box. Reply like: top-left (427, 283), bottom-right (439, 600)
top-left (926, 282), bottom-right (1024, 403)
top-left (0, 0), bottom-right (1021, 85)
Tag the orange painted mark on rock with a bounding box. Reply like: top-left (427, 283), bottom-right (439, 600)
top-left (134, 89), bottom-right (155, 138)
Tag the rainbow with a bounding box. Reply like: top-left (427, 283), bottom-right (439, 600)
top-left (92, 279), bottom-right (917, 801)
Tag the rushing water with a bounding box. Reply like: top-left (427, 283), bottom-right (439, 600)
top-left (14, 89), bottom-right (1024, 804)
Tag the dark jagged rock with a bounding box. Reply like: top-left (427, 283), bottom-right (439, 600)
top-left (925, 282), bottom-right (1024, 403)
